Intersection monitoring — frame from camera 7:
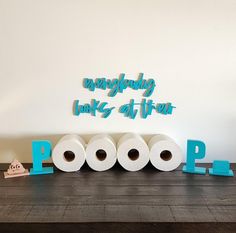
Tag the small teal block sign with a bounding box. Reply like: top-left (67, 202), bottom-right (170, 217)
top-left (30, 140), bottom-right (54, 175)
top-left (182, 140), bottom-right (206, 175)
top-left (209, 160), bottom-right (234, 177)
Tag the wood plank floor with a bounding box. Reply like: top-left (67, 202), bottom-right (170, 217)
top-left (0, 163), bottom-right (235, 233)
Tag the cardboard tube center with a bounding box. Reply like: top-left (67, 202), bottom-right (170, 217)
top-left (160, 150), bottom-right (172, 161)
top-left (63, 151), bottom-right (76, 162)
top-left (96, 149), bottom-right (107, 161)
top-left (128, 149), bottom-right (139, 161)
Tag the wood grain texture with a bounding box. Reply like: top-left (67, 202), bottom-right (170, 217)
top-left (0, 223), bottom-right (235, 233)
top-left (0, 163), bottom-right (235, 232)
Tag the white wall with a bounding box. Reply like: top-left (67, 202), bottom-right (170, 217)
top-left (0, 0), bottom-right (236, 163)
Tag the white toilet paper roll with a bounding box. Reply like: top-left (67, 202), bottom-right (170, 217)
top-left (148, 134), bottom-right (183, 171)
top-left (86, 134), bottom-right (117, 171)
top-left (117, 133), bottom-right (149, 171)
top-left (52, 134), bottom-right (86, 172)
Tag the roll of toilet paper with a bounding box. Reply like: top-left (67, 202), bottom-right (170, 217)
top-left (148, 134), bottom-right (183, 171)
top-left (86, 134), bottom-right (117, 171)
top-left (52, 134), bottom-right (86, 172)
top-left (117, 133), bottom-right (149, 171)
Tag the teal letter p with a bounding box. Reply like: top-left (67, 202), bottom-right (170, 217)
top-left (182, 140), bottom-right (206, 175)
top-left (30, 140), bottom-right (54, 175)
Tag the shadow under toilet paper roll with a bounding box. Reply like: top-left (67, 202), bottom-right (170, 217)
top-left (148, 134), bottom-right (183, 171)
top-left (52, 134), bottom-right (86, 172)
top-left (117, 133), bottom-right (149, 171)
top-left (86, 134), bottom-right (117, 171)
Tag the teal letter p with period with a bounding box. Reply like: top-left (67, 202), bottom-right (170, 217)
top-left (182, 140), bottom-right (206, 175)
top-left (30, 140), bottom-right (54, 175)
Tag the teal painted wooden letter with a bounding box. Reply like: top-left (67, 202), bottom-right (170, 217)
top-left (182, 140), bottom-right (206, 175)
top-left (209, 160), bottom-right (234, 177)
top-left (30, 140), bottom-right (54, 175)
